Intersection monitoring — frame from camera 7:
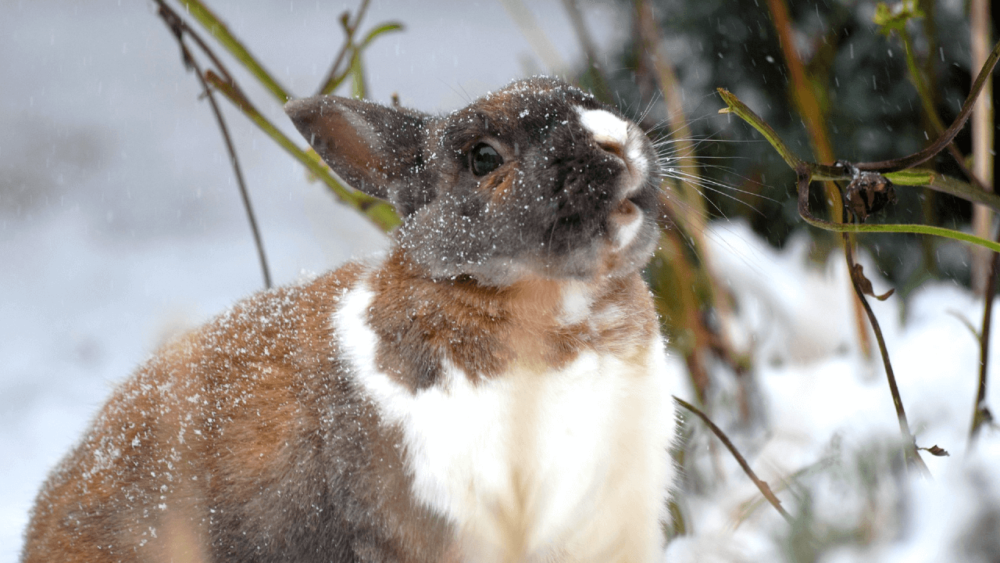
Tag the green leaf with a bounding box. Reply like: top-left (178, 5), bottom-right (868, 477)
top-left (873, 2), bottom-right (925, 36)
top-left (800, 215), bottom-right (1000, 254)
top-left (359, 22), bottom-right (404, 49)
top-left (717, 88), bottom-right (803, 170)
top-left (179, 0), bottom-right (292, 102)
top-left (349, 50), bottom-right (366, 99)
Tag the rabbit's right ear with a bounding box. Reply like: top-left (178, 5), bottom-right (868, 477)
top-left (285, 96), bottom-right (430, 215)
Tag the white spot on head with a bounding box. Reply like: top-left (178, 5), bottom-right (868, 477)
top-left (576, 107), bottom-right (651, 198)
top-left (575, 107), bottom-right (628, 148)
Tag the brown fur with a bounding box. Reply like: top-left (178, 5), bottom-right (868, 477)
top-left (22, 264), bottom-right (454, 563)
top-left (368, 248), bottom-right (657, 391)
top-left (22, 250), bottom-right (657, 563)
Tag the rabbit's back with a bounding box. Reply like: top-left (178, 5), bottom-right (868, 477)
top-left (25, 255), bottom-right (675, 563)
top-left (22, 264), bottom-right (453, 563)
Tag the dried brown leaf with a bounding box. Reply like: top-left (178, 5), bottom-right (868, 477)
top-left (851, 264), bottom-right (895, 301)
top-left (920, 445), bottom-right (950, 457)
top-left (845, 171), bottom-right (897, 221)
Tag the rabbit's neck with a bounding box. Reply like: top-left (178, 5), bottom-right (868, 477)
top-left (363, 250), bottom-right (657, 386)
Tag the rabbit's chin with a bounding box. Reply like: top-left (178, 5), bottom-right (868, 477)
top-left (398, 215), bottom-right (658, 288)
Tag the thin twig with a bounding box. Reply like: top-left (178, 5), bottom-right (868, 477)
top-left (788, 164), bottom-right (1000, 252)
top-left (155, 0), bottom-right (272, 289)
top-left (638, 0), bottom-right (744, 410)
top-left (560, 0), bottom-right (611, 102)
top-left (970, 227), bottom-right (1000, 446)
top-left (204, 71), bottom-right (399, 232)
top-left (673, 396), bottom-right (793, 522)
top-left (841, 230), bottom-right (927, 474)
top-left (768, 0), bottom-right (873, 358)
top-left (499, 0), bottom-right (567, 73)
top-left (316, 0), bottom-right (371, 96)
top-left (718, 89), bottom-right (1000, 216)
top-left (897, 27), bottom-right (990, 194)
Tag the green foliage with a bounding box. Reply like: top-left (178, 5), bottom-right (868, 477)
top-left (873, 1), bottom-right (925, 36)
top-left (614, 0), bottom-right (979, 286)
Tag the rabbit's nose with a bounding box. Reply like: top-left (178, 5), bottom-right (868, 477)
top-left (576, 107), bottom-right (629, 154)
top-left (596, 139), bottom-right (626, 161)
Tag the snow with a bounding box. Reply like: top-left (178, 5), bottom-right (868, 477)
top-left (0, 1), bottom-right (624, 560)
top-left (667, 222), bottom-right (1000, 562)
top-left (3, 1), bottom-right (999, 562)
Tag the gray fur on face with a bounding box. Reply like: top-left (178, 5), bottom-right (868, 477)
top-left (287, 77), bottom-right (662, 285)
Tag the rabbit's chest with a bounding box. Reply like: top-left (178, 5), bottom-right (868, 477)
top-left (336, 282), bottom-right (677, 558)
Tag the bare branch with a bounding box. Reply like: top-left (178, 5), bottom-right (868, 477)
top-left (970, 228), bottom-right (1000, 447)
top-left (154, 0), bottom-right (272, 290)
top-left (674, 396), bottom-right (793, 522)
top-left (316, 0), bottom-right (370, 96)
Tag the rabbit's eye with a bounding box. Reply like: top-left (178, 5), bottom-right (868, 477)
top-left (470, 143), bottom-right (503, 176)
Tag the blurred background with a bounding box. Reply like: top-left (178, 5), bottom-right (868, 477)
top-left (3, 0), bottom-right (1000, 561)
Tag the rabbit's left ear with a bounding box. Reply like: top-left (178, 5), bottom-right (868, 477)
top-left (285, 96), bottom-right (430, 215)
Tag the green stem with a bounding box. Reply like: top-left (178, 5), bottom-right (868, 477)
top-left (718, 89), bottom-right (1000, 213)
top-left (718, 88), bottom-right (803, 170)
top-left (179, 0), bottom-right (292, 103)
top-left (795, 167), bottom-right (1000, 253)
top-left (900, 28), bottom-right (947, 134)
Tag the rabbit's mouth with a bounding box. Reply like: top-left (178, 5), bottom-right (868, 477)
top-left (609, 196), bottom-right (644, 250)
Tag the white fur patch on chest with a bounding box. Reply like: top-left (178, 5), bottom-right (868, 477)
top-left (335, 282), bottom-right (678, 561)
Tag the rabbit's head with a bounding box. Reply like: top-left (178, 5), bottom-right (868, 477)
top-left (286, 77), bottom-right (660, 285)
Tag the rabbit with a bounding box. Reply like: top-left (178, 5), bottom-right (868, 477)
top-left (21, 76), bottom-right (678, 563)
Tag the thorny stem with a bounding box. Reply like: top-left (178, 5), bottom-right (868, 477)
top-left (673, 396), bottom-right (793, 522)
top-left (155, 0), bottom-right (272, 290)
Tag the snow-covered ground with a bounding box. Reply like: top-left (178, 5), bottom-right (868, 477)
top-left (667, 223), bottom-right (1000, 562)
top-left (2, 1), bottom-right (998, 562)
